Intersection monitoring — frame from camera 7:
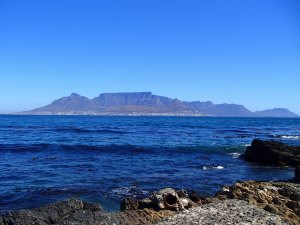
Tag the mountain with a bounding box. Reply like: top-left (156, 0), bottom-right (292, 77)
top-left (254, 108), bottom-right (298, 117)
top-left (23, 92), bottom-right (299, 117)
top-left (30, 93), bottom-right (93, 113)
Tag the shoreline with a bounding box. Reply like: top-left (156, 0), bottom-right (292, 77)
top-left (1, 139), bottom-right (300, 224)
top-left (1, 179), bottom-right (299, 225)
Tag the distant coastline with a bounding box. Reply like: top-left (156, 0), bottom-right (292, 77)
top-left (16, 92), bottom-right (299, 117)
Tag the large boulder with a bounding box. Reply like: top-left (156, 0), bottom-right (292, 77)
top-left (243, 139), bottom-right (300, 166)
top-left (121, 188), bottom-right (197, 212)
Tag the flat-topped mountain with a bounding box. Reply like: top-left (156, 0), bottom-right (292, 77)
top-left (23, 92), bottom-right (298, 117)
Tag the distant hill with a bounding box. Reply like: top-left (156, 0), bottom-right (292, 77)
top-left (23, 92), bottom-right (299, 117)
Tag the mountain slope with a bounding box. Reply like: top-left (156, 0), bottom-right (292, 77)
top-left (23, 92), bottom-right (298, 117)
top-left (30, 93), bottom-right (92, 113)
top-left (254, 108), bottom-right (298, 117)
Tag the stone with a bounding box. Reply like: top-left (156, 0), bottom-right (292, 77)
top-left (121, 188), bottom-right (196, 212)
top-left (243, 139), bottom-right (300, 166)
top-left (215, 180), bottom-right (300, 225)
top-left (120, 198), bottom-right (139, 211)
top-left (0, 199), bottom-right (174, 225)
top-left (295, 167), bottom-right (300, 181)
top-left (156, 200), bottom-right (289, 225)
top-left (176, 189), bottom-right (188, 198)
top-left (264, 204), bottom-right (278, 214)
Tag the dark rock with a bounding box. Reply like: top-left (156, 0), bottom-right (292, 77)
top-left (2, 199), bottom-right (88, 225)
top-left (286, 201), bottom-right (299, 211)
top-left (243, 139), bottom-right (300, 166)
top-left (176, 189), bottom-right (188, 198)
top-left (189, 192), bottom-right (202, 203)
top-left (120, 198), bottom-right (140, 211)
top-left (295, 167), bottom-right (300, 181)
top-left (264, 204), bottom-right (278, 214)
top-left (0, 198), bottom-right (174, 225)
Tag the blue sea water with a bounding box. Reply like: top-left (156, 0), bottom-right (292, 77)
top-left (0, 115), bottom-right (300, 213)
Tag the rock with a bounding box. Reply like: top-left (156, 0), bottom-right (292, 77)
top-left (120, 198), bottom-right (140, 211)
top-left (1, 199), bottom-right (106, 225)
top-left (264, 204), bottom-right (278, 214)
top-left (295, 167), bottom-right (300, 181)
top-left (243, 139), bottom-right (300, 166)
top-left (121, 188), bottom-right (196, 212)
top-left (0, 199), bottom-right (174, 225)
top-left (215, 180), bottom-right (300, 225)
top-left (115, 208), bottom-right (175, 225)
top-left (176, 189), bottom-right (188, 198)
top-left (156, 199), bottom-right (289, 225)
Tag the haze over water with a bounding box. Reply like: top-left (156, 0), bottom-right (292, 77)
top-left (1, 115), bottom-right (299, 212)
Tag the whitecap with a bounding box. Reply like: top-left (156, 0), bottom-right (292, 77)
top-left (111, 186), bottom-right (149, 198)
top-left (202, 165), bottom-right (224, 170)
top-left (214, 166), bottom-right (224, 169)
top-left (280, 135), bottom-right (300, 139)
top-left (228, 152), bottom-right (242, 159)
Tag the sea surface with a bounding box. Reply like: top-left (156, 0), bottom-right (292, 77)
top-left (1, 115), bottom-right (300, 213)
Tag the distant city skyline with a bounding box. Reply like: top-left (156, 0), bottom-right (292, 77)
top-left (0, 0), bottom-right (299, 114)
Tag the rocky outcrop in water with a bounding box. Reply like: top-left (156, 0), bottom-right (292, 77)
top-left (243, 139), bottom-right (300, 166)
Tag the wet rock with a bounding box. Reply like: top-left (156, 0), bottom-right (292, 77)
top-left (243, 139), bottom-right (300, 166)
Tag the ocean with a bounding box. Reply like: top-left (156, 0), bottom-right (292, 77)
top-left (0, 115), bottom-right (299, 213)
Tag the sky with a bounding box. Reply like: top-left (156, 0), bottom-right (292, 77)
top-left (0, 0), bottom-right (299, 114)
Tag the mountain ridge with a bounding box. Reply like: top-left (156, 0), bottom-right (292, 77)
top-left (23, 92), bottom-right (299, 117)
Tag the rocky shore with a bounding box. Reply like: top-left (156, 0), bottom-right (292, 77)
top-left (1, 139), bottom-right (299, 225)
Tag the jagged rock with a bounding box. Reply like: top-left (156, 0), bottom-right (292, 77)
top-left (295, 167), bottom-right (300, 181)
top-left (0, 198), bottom-right (174, 225)
top-left (243, 139), bottom-right (300, 166)
top-left (0, 199), bottom-right (108, 225)
top-left (156, 199), bottom-right (289, 225)
top-left (120, 198), bottom-right (140, 211)
top-left (215, 180), bottom-right (300, 225)
top-left (121, 188), bottom-right (196, 212)
top-left (176, 189), bottom-right (188, 198)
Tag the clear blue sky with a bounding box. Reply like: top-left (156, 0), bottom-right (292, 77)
top-left (0, 0), bottom-right (299, 114)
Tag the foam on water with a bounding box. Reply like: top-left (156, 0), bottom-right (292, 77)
top-left (202, 165), bottom-right (224, 170)
top-left (227, 152), bottom-right (242, 159)
top-left (280, 135), bottom-right (300, 139)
